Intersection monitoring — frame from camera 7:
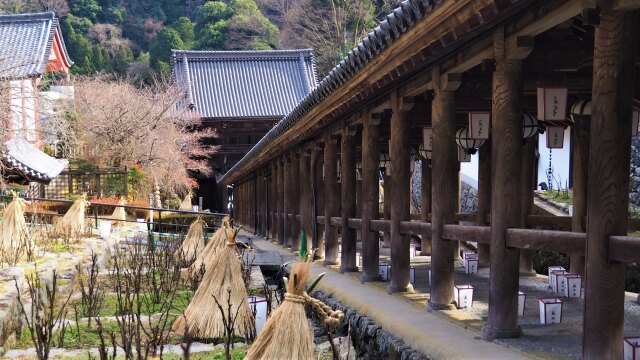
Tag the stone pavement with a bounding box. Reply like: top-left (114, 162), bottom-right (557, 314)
top-left (240, 231), bottom-right (532, 359)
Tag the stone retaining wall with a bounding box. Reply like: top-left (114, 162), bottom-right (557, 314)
top-left (312, 291), bottom-right (431, 360)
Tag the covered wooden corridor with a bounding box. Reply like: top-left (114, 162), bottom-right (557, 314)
top-left (220, 0), bottom-right (640, 357)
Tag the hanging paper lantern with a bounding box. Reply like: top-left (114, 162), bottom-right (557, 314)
top-left (455, 127), bottom-right (485, 155)
top-left (522, 113), bottom-right (539, 139)
top-left (458, 147), bottom-right (471, 162)
top-left (546, 126), bottom-right (565, 149)
top-left (468, 112), bottom-right (491, 140)
top-left (537, 87), bottom-right (568, 121)
top-left (418, 143), bottom-right (432, 160)
top-left (570, 100), bottom-right (591, 120)
top-left (423, 127), bottom-right (433, 151)
top-left (379, 153), bottom-right (390, 168)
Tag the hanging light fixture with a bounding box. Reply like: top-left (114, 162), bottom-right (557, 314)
top-left (546, 126), bottom-right (565, 149)
top-left (423, 127), bottom-right (433, 151)
top-left (379, 153), bottom-right (390, 168)
top-left (468, 112), bottom-right (491, 140)
top-left (537, 87), bottom-right (568, 121)
top-left (570, 100), bottom-right (591, 121)
top-left (522, 113), bottom-right (540, 139)
top-left (456, 127), bottom-right (485, 155)
top-left (417, 143), bottom-right (432, 160)
top-left (458, 147), bottom-right (471, 162)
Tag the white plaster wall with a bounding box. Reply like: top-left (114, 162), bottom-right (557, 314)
top-left (537, 128), bottom-right (572, 190)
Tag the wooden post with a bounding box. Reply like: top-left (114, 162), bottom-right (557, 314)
top-left (362, 111), bottom-right (381, 281)
top-left (519, 136), bottom-right (536, 276)
top-left (482, 28), bottom-right (523, 340)
top-left (477, 142), bottom-right (491, 267)
top-left (428, 68), bottom-right (458, 309)
top-left (383, 172), bottom-right (391, 248)
top-left (300, 147), bottom-right (312, 253)
top-left (341, 126), bottom-right (358, 272)
top-left (277, 158), bottom-right (285, 245)
top-left (583, 5), bottom-right (637, 358)
top-left (324, 133), bottom-right (340, 265)
top-left (283, 156), bottom-right (291, 246)
top-left (420, 157), bottom-right (432, 255)
top-left (270, 162), bottom-right (277, 240)
top-left (291, 151), bottom-right (301, 250)
top-left (570, 113), bottom-right (589, 276)
top-left (389, 90), bottom-right (412, 293)
top-left (453, 163), bottom-right (461, 259)
top-left (314, 144), bottom-right (325, 258)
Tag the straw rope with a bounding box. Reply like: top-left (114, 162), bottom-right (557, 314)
top-left (284, 292), bottom-right (344, 326)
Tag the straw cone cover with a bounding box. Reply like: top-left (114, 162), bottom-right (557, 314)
top-left (179, 191), bottom-right (193, 211)
top-left (58, 194), bottom-right (88, 233)
top-left (173, 227), bottom-right (254, 338)
top-left (0, 193), bottom-right (29, 261)
top-left (110, 198), bottom-right (126, 221)
top-left (174, 217), bottom-right (206, 263)
top-left (189, 216), bottom-right (230, 274)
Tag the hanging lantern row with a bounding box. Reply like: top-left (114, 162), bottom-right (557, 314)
top-left (379, 152), bottom-right (390, 168)
top-left (456, 127), bottom-right (485, 155)
top-left (537, 87), bottom-right (568, 121)
top-left (522, 113), bottom-right (539, 139)
top-left (418, 143), bottom-right (431, 160)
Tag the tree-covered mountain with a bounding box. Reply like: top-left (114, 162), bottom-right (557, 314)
top-left (0, 0), bottom-right (402, 79)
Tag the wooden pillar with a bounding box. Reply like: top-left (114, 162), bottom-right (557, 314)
top-left (283, 156), bottom-right (291, 246)
top-left (314, 145), bottom-right (325, 258)
top-left (519, 136), bottom-right (536, 275)
top-left (482, 29), bottom-right (523, 340)
top-left (270, 162), bottom-right (277, 240)
top-left (477, 142), bottom-right (491, 267)
top-left (583, 5), bottom-right (637, 358)
top-left (324, 134), bottom-right (340, 265)
top-left (340, 126), bottom-right (358, 272)
top-left (291, 151), bottom-right (301, 249)
top-left (570, 113), bottom-right (589, 276)
top-left (362, 111), bottom-right (381, 281)
top-left (420, 158), bottom-right (432, 255)
top-left (389, 91), bottom-right (412, 293)
top-left (382, 173), bottom-right (391, 248)
top-left (428, 68), bottom-right (458, 309)
top-left (277, 158), bottom-right (285, 245)
top-left (300, 147), bottom-right (312, 254)
top-left (453, 164), bottom-right (461, 259)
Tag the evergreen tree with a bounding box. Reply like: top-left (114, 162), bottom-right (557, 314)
top-left (112, 46), bottom-right (133, 75)
top-left (227, 0), bottom-right (279, 50)
top-left (150, 27), bottom-right (185, 70)
top-left (170, 16), bottom-right (195, 48)
top-left (92, 46), bottom-right (104, 70)
top-left (69, 0), bottom-right (102, 22)
top-left (193, 1), bottom-right (232, 49)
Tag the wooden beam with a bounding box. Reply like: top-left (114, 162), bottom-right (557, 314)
top-left (613, 0), bottom-right (640, 10)
top-left (370, 219), bottom-right (391, 232)
top-left (444, 224), bottom-right (490, 244)
top-left (506, 229), bottom-right (585, 255)
top-left (361, 109), bottom-right (382, 282)
top-left (609, 236), bottom-right (640, 263)
top-left (340, 127), bottom-right (358, 272)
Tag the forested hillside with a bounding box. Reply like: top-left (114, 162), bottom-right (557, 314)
top-left (0, 0), bottom-right (402, 78)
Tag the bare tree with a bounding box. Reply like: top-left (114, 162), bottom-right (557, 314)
top-left (49, 75), bottom-right (217, 196)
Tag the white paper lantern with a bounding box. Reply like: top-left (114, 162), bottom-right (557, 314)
top-left (456, 127), bottom-right (485, 155)
top-left (454, 285), bottom-right (474, 309)
top-left (356, 251), bottom-right (362, 268)
top-left (465, 258), bottom-right (478, 274)
top-left (539, 298), bottom-right (563, 324)
top-left (379, 262), bottom-right (390, 281)
top-left (418, 143), bottom-right (431, 160)
top-left (551, 270), bottom-right (569, 293)
top-left (409, 266), bottom-right (416, 284)
top-left (624, 337), bottom-right (640, 360)
top-left (537, 87), bottom-right (568, 121)
top-left (518, 291), bottom-right (526, 316)
top-left (522, 113), bottom-right (539, 139)
top-left (564, 274), bottom-right (582, 298)
top-left (422, 127), bottom-right (433, 151)
top-left (546, 126), bottom-right (565, 149)
top-left (409, 243), bottom-right (417, 259)
top-left (548, 266), bottom-right (565, 287)
top-left (468, 112), bottom-right (491, 139)
top-left (458, 147), bottom-right (471, 162)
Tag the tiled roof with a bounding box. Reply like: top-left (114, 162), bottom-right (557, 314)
top-left (0, 11), bottom-right (73, 80)
top-left (172, 49), bottom-right (318, 118)
top-left (3, 137), bottom-right (68, 183)
top-left (219, 0), bottom-right (441, 184)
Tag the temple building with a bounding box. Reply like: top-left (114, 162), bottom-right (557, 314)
top-left (0, 12), bottom-right (73, 185)
top-left (171, 49), bottom-right (318, 212)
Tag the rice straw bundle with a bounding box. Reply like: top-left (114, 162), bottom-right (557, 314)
top-left (174, 217), bottom-right (206, 263)
top-left (0, 193), bottom-right (29, 262)
top-left (58, 193), bottom-right (88, 234)
top-left (179, 191), bottom-right (193, 211)
top-left (245, 262), bottom-right (344, 360)
top-left (110, 198), bottom-right (126, 222)
top-left (172, 228), bottom-right (254, 339)
top-left (189, 216), bottom-right (230, 274)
